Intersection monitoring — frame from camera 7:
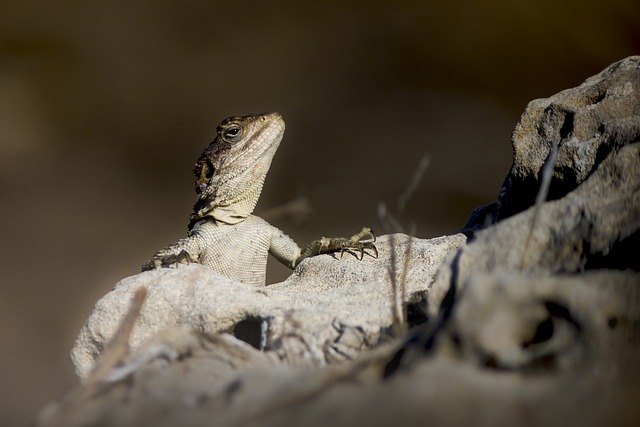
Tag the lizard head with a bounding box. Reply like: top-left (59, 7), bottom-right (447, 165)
top-left (190, 112), bottom-right (285, 227)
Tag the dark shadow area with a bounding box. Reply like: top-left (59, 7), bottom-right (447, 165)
top-left (232, 316), bottom-right (265, 350)
top-left (585, 230), bottom-right (640, 271)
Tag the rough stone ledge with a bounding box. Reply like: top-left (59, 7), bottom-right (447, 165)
top-left (40, 56), bottom-right (640, 427)
top-left (71, 233), bottom-right (466, 378)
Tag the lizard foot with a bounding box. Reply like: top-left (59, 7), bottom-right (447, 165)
top-left (337, 226), bottom-right (378, 260)
top-left (143, 250), bottom-right (199, 271)
top-left (295, 227), bottom-right (378, 267)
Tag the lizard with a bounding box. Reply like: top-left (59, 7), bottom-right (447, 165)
top-left (141, 112), bottom-right (377, 286)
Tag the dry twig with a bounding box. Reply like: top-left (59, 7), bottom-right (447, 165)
top-left (43, 287), bottom-right (148, 427)
top-left (520, 140), bottom-right (559, 269)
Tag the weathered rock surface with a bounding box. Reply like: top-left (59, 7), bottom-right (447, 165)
top-left (431, 270), bottom-right (640, 371)
top-left (39, 56), bottom-right (640, 427)
top-left (41, 322), bottom-right (640, 427)
top-left (431, 140), bottom-right (640, 314)
top-left (71, 233), bottom-right (466, 378)
top-left (497, 55), bottom-right (640, 220)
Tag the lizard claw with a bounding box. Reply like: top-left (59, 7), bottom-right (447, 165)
top-left (146, 250), bottom-right (199, 270)
top-left (338, 227), bottom-right (378, 260)
top-left (296, 226), bottom-right (378, 267)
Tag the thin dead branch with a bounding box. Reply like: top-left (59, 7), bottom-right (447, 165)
top-left (377, 154), bottom-right (429, 338)
top-left (519, 140), bottom-right (559, 269)
top-left (43, 287), bottom-right (148, 427)
top-left (87, 286), bottom-right (148, 384)
top-left (398, 154), bottom-right (430, 213)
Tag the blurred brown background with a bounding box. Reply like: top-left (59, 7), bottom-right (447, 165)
top-left (0, 0), bottom-right (637, 425)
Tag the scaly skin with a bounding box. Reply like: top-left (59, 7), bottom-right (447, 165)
top-left (142, 112), bottom-right (376, 285)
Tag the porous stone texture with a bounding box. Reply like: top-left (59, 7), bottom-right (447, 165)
top-left (433, 56), bottom-right (640, 315)
top-left (71, 233), bottom-right (466, 378)
top-left (40, 57), bottom-right (640, 427)
top-left (497, 54), bottom-right (640, 220)
top-left (432, 270), bottom-right (640, 371)
top-left (431, 141), bottom-right (640, 314)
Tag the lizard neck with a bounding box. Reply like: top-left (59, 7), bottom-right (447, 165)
top-left (189, 171), bottom-right (267, 227)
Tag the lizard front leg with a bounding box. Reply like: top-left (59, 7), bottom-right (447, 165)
top-left (141, 233), bottom-right (202, 271)
top-left (294, 227), bottom-right (378, 267)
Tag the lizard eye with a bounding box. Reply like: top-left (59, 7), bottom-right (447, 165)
top-left (223, 126), bottom-right (243, 142)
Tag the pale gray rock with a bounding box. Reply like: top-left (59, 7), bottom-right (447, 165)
top-left (430, 141), bottom-right (640, 314)
top-left (425, 57), bottom-right (640, 376)
top-left (40, 308), bottom-right (640, 427)
top-left (433, 270), bottom-right (640, 371)
top-left (71, 233), bottom-right (466, 378)
top-left (41, 57), bottom-right (640, 427)
top-left (497, 55), bottom-right (640, 220)
top-left (464, 56), bottom-right (640, 231)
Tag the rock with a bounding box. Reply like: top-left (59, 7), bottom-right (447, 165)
top-left (39, 56), bottom-right (640, 427)
top-left (435, 270), bottom-right (640, 371)
top-left (433, 56), bottom-right (640, 315)
top-left (71, 233), bottom-right (466, 378)
top-left (496, 55), bottom-right (640, 220)
top-left (40, 313), bottom-right (640, 427)
top-left (429, 141), bottom-right (640, 314)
